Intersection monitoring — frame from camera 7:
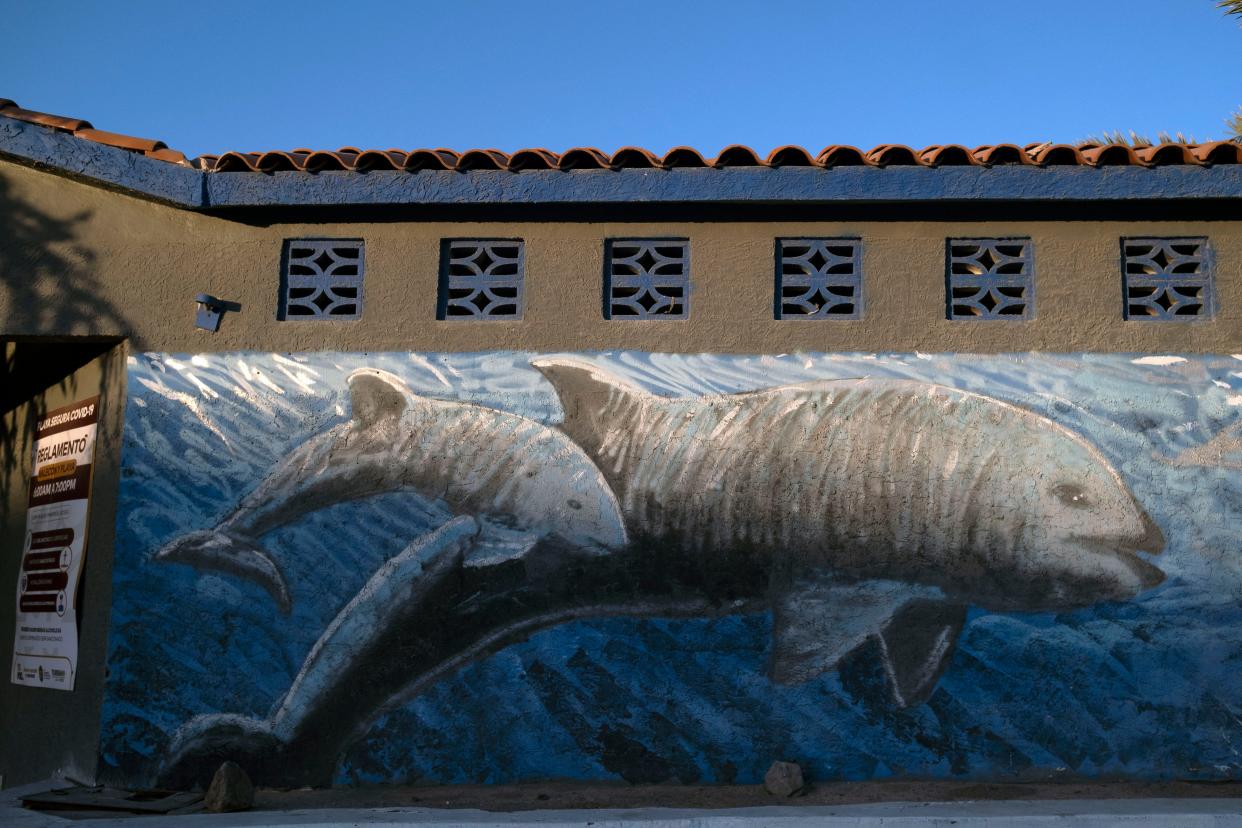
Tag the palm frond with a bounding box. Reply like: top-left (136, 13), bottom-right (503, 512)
top-left (1078, 130), bottom-right (1198, 147)
top-left (1220, 0), bottom-right (1242, 17)
top-left (1229, 108), bottom-right (1242, 141)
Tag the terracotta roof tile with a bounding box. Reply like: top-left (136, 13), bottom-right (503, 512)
top-left (558, 147), bottom-right (610, 171)
top-left (507, 148), bottom-right (558, 171)
top-left (662, 147), bottom-right (709, 168)
top-left (1030, 143), bottom-right (1084, 165)
top-left (403, 149), bottom-right (458, 172)
top-left (304, 151), bottom-right (352, 172)
top-left (4, 97), bottom-right (1242, 176)
top-left (920, 145), bottom-right (975, 166)
top-left (714, 145), bottom-right (763, 167)
top-left (4, 105), bottom-right (92, 132)
top-left (1191, 140), bottom-right (1242, 165)
top-left (354, 149), bottom-right (404, 171)
top-left (71, 128), bottom-right (165, 153)
top-left (816, 145), bottom-right (868, 166)
top-left (1081, 144), bottom-right (1141, 167)
top-left (867, 145), bottom-right (921, 166)
top-left (973, 144), bottom-right (1033, 166)
top-left (610, 147), bottom-right (662, 169)
top-left (767, 145), bottom-right (817, 167)
top-left (1137, 144), bottom-right (1197, 166)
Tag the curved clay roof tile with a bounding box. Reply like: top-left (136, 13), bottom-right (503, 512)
top-left (1081, 144), bottom-right (1141, 166)
top-left (766, 145), bottom-right (816, 167)
top-left (72, 128), bottom-right (165, 153)
top-left (507, 149), bottom-right (559, 171)
top-left (1030, 144), bottom-right (1084, 166)
top-left (303, 151), bottom-right (350, 172)
top-left (866, 144), bottom-right (921, 166)
top-left (147, 147), bottom-right (188, 165)
top-left (255, 151), bottom-right (303, 172)
top-left (558, 147), bottom-right (610, 170)
top-left (920, 144), bottom-right (975, 166)
top-left (816, 145), bottom-right (868, 167)
top-left (973, 144), bottom-right (1032, 166)
top-left (1, 105), bottom-right (92, 132)
top-left (663, 146), bottom-right (709, 168)
top-left (713, 145), bottom-right (764, 167)
top-left (354, 150), bottom-right (405, 171)
top-left (1191, 140), bottom-right (1242, 165)
top-left (1137, 144), bottom-right (1197, 166)
top-left (610, 146), bottom-right (663, 169)
top-left (403, 149), bottom-right (459, 172)
top-left (212, 152), bottom-right (262, 172)
top-left (455, 149), bottom-right (510, 171)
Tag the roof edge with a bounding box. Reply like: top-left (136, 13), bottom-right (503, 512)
top-left (0, 115), bottom-right (203, 207)
top-left (5, 115), bottom-right (1242, 212)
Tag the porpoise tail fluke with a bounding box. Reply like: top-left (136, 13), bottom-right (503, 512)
top-left (158, 515), bottom-right (481, 790)
top-left (153, 530), bottom-right (292, 615)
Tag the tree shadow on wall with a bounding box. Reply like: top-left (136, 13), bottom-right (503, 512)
top-left (0, 170), bottom-right (130, 520)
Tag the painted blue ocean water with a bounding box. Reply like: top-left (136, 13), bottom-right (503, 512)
top-left (102, 352), bottom-right (1242, 785)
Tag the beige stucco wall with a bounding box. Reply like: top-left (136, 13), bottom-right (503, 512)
top-left (2, 159), bottom-right (1240, 353)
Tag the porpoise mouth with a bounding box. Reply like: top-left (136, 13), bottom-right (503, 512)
top-left (1134, 508), bottom-right (1165, 555)
top-left (1126, 506), bottom-right (1166, 589)
top-left (1121, 550), bottom-right (1166, 590)
top-left (1073, 532), bottom-right (1166, 591)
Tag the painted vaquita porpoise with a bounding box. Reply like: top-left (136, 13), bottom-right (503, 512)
top-left (529, 357), bottom-right (1165, 694)
top-left (157, 360), bottom-right (1166, 789)
top-left (153, 368), bottom-right (629, 612)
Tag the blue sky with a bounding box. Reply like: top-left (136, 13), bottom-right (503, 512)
top-left (4, 0), bottom-right (1241, 159)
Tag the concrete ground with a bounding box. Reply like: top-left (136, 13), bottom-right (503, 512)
top-left (3, 780), bottom-right (1241, 827)
top-left (255, 779), bottom-right (1242, 811)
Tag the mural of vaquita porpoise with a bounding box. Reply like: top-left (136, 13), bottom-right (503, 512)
top-left (102, 352), bottom-right (1242, 788)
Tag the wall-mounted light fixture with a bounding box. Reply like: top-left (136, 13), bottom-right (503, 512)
top-left (195, 294), bottom-right (240, 332)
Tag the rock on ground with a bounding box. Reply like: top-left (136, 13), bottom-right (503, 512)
top-left (764, 761), bottom-right (804, 797)
top-left (204, 761), bottom-right (254, 813)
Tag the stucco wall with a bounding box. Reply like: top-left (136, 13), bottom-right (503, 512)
top-left (4, 159), bottom-right (1242, 790)
top-left (2, 160), bottom-right (1240, 354)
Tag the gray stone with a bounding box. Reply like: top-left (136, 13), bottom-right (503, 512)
top-left (204, 761), bottom-right (254, 813)
top-left (763, 760), bottom-right (804, 797)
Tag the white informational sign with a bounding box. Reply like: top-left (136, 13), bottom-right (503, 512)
top-left (11, 396), bottom-right (100, 691)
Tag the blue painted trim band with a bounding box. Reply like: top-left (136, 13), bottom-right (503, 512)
top-left (0, 116), bottom-right (202, 207)
top-left (204, 165), bottom-right (1242, 207)
top-left (5, 115), bottom-right (1242, 211)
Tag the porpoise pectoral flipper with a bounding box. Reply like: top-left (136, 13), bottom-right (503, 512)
top-left (876, 601), bottom-right (968, 708)
top-left (769, 578), bottom-right (940, 688)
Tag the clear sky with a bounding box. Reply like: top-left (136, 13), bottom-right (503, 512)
top-left (4, 0), bottom-right (1241, 159)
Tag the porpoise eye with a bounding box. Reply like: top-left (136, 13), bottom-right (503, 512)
top-left (1052, 483), bottom-right (1090, 509)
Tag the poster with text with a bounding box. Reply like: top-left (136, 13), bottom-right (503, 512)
top-left (11, 396), bottom-right (99, 690)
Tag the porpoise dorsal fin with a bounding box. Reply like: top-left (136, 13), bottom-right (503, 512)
top-left (530, 357), bottom-right (649, 457)
top-left (347, 369), bottom-right (414, 430)
top-left (770, 578), bottom-right (920, 686)
top-left (876, 600), bottom-right (967, 708)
